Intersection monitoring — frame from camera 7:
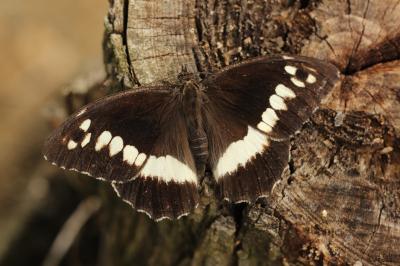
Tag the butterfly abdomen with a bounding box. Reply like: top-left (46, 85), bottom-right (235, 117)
top-left (188, 131), bottom-right (208, 175)
top-left (182, 80), bottom-right (209, 175)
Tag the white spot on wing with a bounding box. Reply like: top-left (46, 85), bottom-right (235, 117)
top-left (80, 171), bottom-right (91, 176)
top-left (213, 126), bottom-right (268, 179)
top-left (176, 212), bottom-right (190, 220)
top-left (109, 136), bottom-right (124, 156)
top-left (284, 65), bottom-right (297, 75)
top-left (269, 95), bottom-right (287, 110)
top-left (282, 55), bottom-right (294, 60)
top-left (67, 140), bottom-right (78, 150)
top-left (76, 108), bottom-right (87, 117)
top-left (290, 77), bottom-right (305, 87)
top-left (81, 133), bottom-right (91, 147)
top-left (123, 145), bottom-right (139, 165)
top-left (79, 119), bottom-right (91, 132)
top-left (123, 199), bottom-right (134, 208)
top-left (275, 84), bottom-right (296, 99)
top-left (262, 108), bottom-right (279, 127)
top-left (139, 155), bottom-right (197, 183)
top-left (134, 153), bottom-right (147, 167)
top-left (111, 181), bottom-right (121, 197)
top-left (306, 73), bottom-right (316, 84)
top-left (257, 122), bottom-right (272, 133)
top-left (136, 208), bottom-right (154, 220)
top-left (95, 131), bottom-right (112, 151)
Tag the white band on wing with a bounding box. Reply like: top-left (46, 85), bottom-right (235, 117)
top-left (213, 126), bottom-right (268, 179)
top-left (139, 155), bottom-right (197, 184)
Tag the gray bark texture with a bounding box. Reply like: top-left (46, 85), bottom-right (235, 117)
top-left (5, 0), bottom-right (398, 266)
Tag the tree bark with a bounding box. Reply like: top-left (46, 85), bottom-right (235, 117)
top-left (97, 0), bottom-right (400, 265)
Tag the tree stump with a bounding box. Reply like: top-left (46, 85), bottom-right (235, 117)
top-left (7, 0), bottom-right (397, 265)
top-left (98, 0), bottom-right (400, 265)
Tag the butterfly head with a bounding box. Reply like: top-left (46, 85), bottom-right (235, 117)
top-left (182, 79), bottom-right (201, 94)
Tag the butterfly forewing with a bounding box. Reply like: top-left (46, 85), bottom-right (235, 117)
top-left (43, 87), bottom-right (199, 220)
top-left (203, 55), bottom-right (340, 202)
top-left (204, 55), bottom-right (340, 140)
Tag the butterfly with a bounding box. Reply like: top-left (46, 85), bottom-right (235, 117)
top-left (43, 55), bottom-right (340, 221)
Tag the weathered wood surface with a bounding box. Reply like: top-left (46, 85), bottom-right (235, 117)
top-left (101, 0), bottom-right (400, 265)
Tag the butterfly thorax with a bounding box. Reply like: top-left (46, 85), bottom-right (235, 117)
top-left (182, 80), bottom-right (208, 175)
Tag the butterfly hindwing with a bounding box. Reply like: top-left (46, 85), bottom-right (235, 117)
top-left (203, 55), bottom-right (340, 202)
top-left (43, 87), bottom-right (199, 220)
top-left (216, 139), bottom-right (290, 202)
top-left (112, 177), bottom-right (199, 221)
top-left (202, 101), bottom-right (290, 202)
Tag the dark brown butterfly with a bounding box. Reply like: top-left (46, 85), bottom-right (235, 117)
top-left (43, 55), bottom-right (340, 221)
